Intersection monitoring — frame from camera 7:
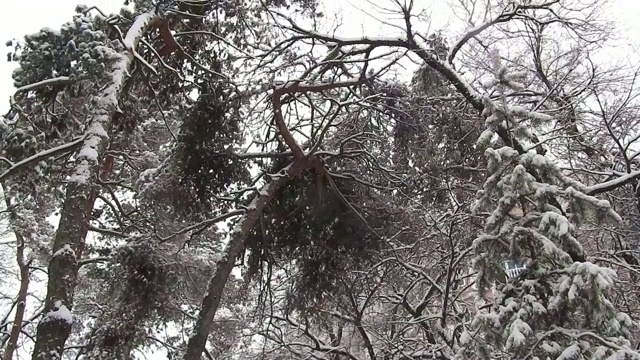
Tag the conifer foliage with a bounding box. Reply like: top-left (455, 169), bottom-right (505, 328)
top-left (458, 55), bottom-right (640, 359)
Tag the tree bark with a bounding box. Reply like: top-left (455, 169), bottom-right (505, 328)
top-left (182, 158), bottom-right (312, 360)
top-left (30, 11), bottom-right (158, 360)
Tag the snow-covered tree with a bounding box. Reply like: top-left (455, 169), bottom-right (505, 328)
top-left (457, 54), bottom-right (640, 360)
top-left (2, 0), bottom-right (640, 359)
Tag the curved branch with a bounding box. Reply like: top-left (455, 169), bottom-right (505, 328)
top-left (0, 137), bottom-right (84, 182)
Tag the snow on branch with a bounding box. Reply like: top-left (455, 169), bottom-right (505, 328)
top-left (583, 170), bottom-right (640, 196)
top-left (69, 11), bottom-right (157, 185)
top-left (42, 301), bottom-right (73, 325)
top-left (0, 137), bottom-right (85, 182)
top-left (12, 76), bottom-right (75, 98)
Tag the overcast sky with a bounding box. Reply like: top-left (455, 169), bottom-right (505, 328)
top-left (1, 0), bottom-right (640, 116)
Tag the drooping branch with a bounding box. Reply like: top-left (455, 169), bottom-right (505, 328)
top-left (278, 21), bottom-right (586, 235)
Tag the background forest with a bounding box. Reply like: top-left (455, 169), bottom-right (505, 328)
top-left (1, 0), bottom-right (640, 359)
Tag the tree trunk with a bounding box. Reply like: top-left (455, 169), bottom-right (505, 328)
top-left (2, 233), bottom-right (30, 360)
top-left (30, 12), bottom-right (158, 360)
top-left (183, 158), bottom-right (312, 360)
